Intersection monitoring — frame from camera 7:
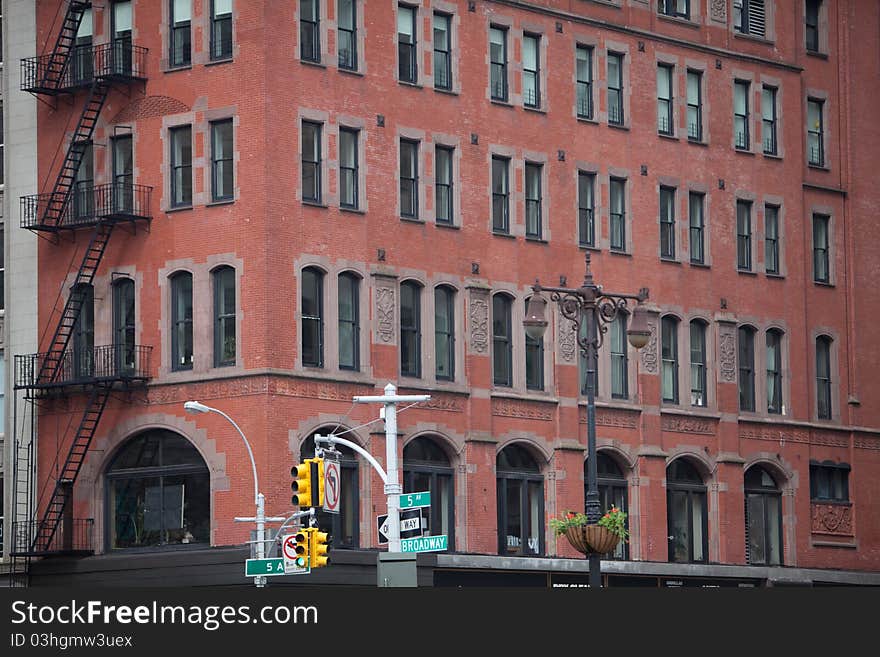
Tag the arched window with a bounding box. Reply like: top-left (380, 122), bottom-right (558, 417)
top-left (588, 452), bottom-right (629, 559)
top-left (301, 434), bottom-right (359, 548)
top-left (113, 278), bottom-right (136, 375)
top-left (213, 266), bottom-right (236, 367)
top-left (524, 297), bottom-right (543, 391)
top-left (403, 436), bottom-right (454, 547)
top-left (744, 465), bottom-right (782, 565)
top-left (689, 319), bottom-right (707, 407)
top-left (400, 281), bottom-right (422, 377)
top-left (301, 267), bottom-right (324, 367)
top-left (766, 329), bottom-right (783, 414)
top-left (492, 294), bottom-right (513, 387)
top-left (738, 325), bottom-right (756, 412)
top-left (72, 283), bottom-right (94, 379)
top-left (661, 315), bottom-right (679, 403)
top-left (816, 335), bottom-right (833, 419)
top-left (170, 272), bottom-right (193, 371)
top-left (338, 272), bottom-right (360, 371)
top-left (434, 286), bottom-right (455, 381)
top-left (666, 458), bottom-right (708, 563)
top-left (496, 444), bottom-right (544, 556)
top-left (105, 430), bottom-right (210, 550)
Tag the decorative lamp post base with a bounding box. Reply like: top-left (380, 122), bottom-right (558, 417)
top-left (564, 525), bottom-right (620, 556)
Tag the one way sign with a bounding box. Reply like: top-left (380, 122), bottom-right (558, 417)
top-left (377, 508), bottom-right (428, 545)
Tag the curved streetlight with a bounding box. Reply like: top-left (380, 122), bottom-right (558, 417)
top-left (524, 252), bottom-right (650, 588)
top-left (184, 400), bottom-right (267, 586)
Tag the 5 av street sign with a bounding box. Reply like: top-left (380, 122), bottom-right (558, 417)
top-left (399, 491), bottom-right (430, 509)
top-left (245, 558), bottom-right (286, 577)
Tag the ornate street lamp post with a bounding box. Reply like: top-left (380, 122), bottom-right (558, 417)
top-left (524, 253), bottom-right (650, 588)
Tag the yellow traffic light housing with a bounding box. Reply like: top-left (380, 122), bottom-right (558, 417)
top-left (315, 459), bottom-right (325, 508)
top-left (309, 529), bottom-right (331, 569)
top-left (291, 461), bottom-right (313, 507)
top-left (293, 530), bottom-right (310, 569)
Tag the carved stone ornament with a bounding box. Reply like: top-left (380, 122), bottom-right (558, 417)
top-left (559, 312), bottom-right (577, 363)
top-left (641, 320), bottom-right (658, 374)
top-left (811, 503), bottom-right (854, 536)
top-left (719, 326), bottom-right (737, 383)
top-left (470, 298), bottom-right (489, 354)
top-left (710, 0), bottom-right (728, 23)
top-left (580, 408), bottom-right (638, 429)
top-left (661, 415), bottom-right (715, 435)
top-left (492, 398), bottom-right (553, 421)
top-left (376, 286), bottom-right (395, 343)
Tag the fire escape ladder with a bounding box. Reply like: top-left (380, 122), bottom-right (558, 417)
top-left (40, 81), bottom-right (109, 230)
top-left (36, 222), bottom-right (115, 386)
top-left (30, 385), bottom-right (112, 554)
top-left (38, 1), bottom-right (89, 91)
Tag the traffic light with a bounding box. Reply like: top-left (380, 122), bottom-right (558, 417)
top-left (309, 529), bottom-right (331, 569)
top-left (291, 461), bottom-right (313, 507)
top-left (293, 530), bottom-right (310, 569)
top-left (291, 458), bottom-right (326, 507)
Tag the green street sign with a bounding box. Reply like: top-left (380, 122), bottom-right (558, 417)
top-left (245, 558), bottom-right (286, 577)
top-left (399, 491), bottom-right (431, 509)
top-left (400, 534), bottom-right (448, 553)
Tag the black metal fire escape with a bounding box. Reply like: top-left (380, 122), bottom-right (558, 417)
top-left (10, 1), bottom-right (152, 567)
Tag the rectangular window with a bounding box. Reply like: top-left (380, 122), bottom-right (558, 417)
top-left (400, 283), bottom-right (422, 378)
top-left (338, 0), bottom-right (357, 70)
top-left (213, 267), bottom-right (236, 367)
top-left (578, 172), bottom-right (595, 247)
top-left (765, 205), bottom-right (779, 274)
top-left (660, 186), bottom-right (676, 259)
top-left (435, 146), bottom-right (454, 224)
top-left (338, 274), bottom-right (360, 371)
top-left (611, 315), bottom-right (628, 399)
top-left (301, 269), bottom-right (324, 368)
top-left (339, 128), bottom-right (359, 209)
top-left (734, 80), bottom-right (750, 150)
top-left (738, 327), bottom-right (756, 412)
top-left (523, 34), bottom-right (540, 108)
top-left (0, 228), bottom-right (5, 311)
top-left (171, 273), bottom-right (194, 371)
top-left (813, 213), bottom-right (830, 283)
top-left (493, 295), bottom-right (512, 387)
top-left (608, 53), bottom-right (624, 125)
top-left (211, 0), bottom-right (233, 61)
top-left (661, 317), bottom-right (679, 404)
top-left (112, 134), bottom-right (134, 214)
top-left (762, 86), bottom-right (777, 155)
top-left (525, 329), bottom-right (544, 391)
top-left (490, 26), bottom-right (508, 101)
top-left (170, 0), bottom-right (192, 68)
top-left (433, 13), bottom-right (451, 90)
top-left (766, 330), bottom-right (783, 414)
top-left (301, 0), bottom-right (321, 63)
top-left (492, 156), bottom-right (510, 233)
top-left (170, 125), bottom-right (192, 208)
top-left (816, 337), bottom-right (832, 420)
top-left (657, 64), bottom-right (674, 135)
top-left (576, 46), bottom-right (593, 119)
top-left (687, 70), bottom-right (702, 141)
top-left (808, 99), bottom-right (825, 167)
top-left (737, 200), bottom-right (752, 271)
top-left (525, 163), bottom-right (542, 239)
top-left (734, 0), bottom-right (767, 38)
top-left (610, 178), bottom-right (626, 252)
top-left (690, 321), bottom-right (706, 407)
top-left (659, 0), bottom-right (690, 19)
top-left (301, 121), bottom-right (322, 203)
top-left (689, 192), bottom-right (705, 265)
top-left (810, 463), bottom-right (848, 501)
top-left (805, 0), bottom-right (821, 52)
top-left (400, 139), bottom-right (419, 219)
top-left (398, 5), bottom-right (417, 83)
top-left (435, 287), bottom-right (455, 380)
top-left (211, 119), bottom-right (234, 202)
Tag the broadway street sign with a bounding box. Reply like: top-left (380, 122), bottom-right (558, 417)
top-left (399, 534), bottom-right (448, 553)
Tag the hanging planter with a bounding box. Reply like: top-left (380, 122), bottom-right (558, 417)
top-left (563, 524), bottom-right (620, 556)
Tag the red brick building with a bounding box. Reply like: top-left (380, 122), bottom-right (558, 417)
top-left (5, 0), bottom-right (880, 587)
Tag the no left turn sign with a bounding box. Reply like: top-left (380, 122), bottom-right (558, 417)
top-left (323, 459), bottom-right (341, 514)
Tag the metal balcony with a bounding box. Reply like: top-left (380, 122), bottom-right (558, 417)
top-left (20, 42), bottom-right (148, 95)
top-left (21, 183), bottom-right (153, 231)
top-left (15, 344), bottom-right (153, 392)
top-left (9, 519), bottom-right (95, 557)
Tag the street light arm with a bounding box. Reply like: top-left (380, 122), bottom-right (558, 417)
top-left (204, 405), bottom-right (259, 505)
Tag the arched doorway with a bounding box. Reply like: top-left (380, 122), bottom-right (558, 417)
top-left (744, 465), bottom-right (783, 565)
top-left (105, 430), bottom-right (210, 550)
top-left (496, 443), bottom-right (544, 556)
top-left (666, 458), bottom-right (708, 563)
top-left (403, 435), bottom-right (455, 548)
top-left (301, 431), bottom-right (359, 548)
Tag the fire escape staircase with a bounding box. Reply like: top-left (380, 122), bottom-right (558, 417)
top-left (10, 1), bottom-right (153, 561)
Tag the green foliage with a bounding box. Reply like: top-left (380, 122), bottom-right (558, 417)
top-left (549, 506), bottom-right (629, 542)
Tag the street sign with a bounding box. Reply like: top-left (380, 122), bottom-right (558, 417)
top-left (400, 534), bottom-right (448, 553)
top-left (399, 491), bottom-right (431, 509)
top-left (245, 558), bottom-right (286, 577)
top-left (281, 533), bottom-right (311, 575)
top-left (323, 458), bottom-right (341, 514)
top-left (377, 508), bottom-right (428, 545)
